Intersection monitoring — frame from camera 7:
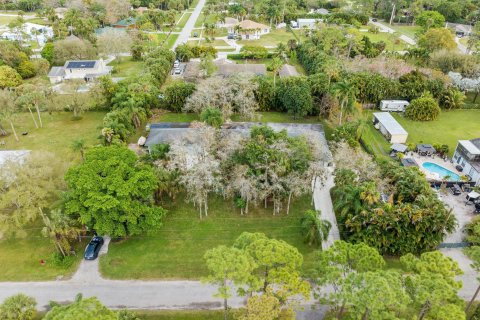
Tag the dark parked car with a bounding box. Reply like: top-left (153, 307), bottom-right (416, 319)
top-left (84, 236), bottom-right (104, 260)
top-left (450, 184), bottom-right (462, 196)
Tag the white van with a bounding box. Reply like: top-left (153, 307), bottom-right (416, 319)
top-left (379, 100), bottom-right (409, 112)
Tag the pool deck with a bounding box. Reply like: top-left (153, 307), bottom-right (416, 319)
top-left (404, 153), bottom-right (464, 181)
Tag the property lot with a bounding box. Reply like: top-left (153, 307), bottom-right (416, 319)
top-left (100, 195), bottom-right (317, 279)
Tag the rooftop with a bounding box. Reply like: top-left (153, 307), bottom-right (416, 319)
top-left (0, 150), bottom-right (29, 167)
top-left (64, 61), bottom-right (98, 69)
top-left (373, 112), bottom-right (408, 135)
top-left (237, 20), bottom-right (269, 30)
top-left (459, 139), bottom-right (480, 155)
top-left (279, 64), bottom-right (300, 77)
top-left (48, 66), bottom-right (65, 77)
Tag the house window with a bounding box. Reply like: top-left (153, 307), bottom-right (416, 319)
top-left (264, 29), bottom-right (268, 32)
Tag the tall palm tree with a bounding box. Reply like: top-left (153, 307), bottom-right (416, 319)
top-left (331, 79), bottom-right (357, 125)
top-left (268, 57), bottom-right (284, 90)
top-left (301, 209), bottom-right (331, 247)
top-left (41, 209), bottom-right (81, 257)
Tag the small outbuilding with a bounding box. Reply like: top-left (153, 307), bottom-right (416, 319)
top-left (416, 144), bottom-right (436, 156)
top-left (401, 158), bottom-right (419, 167)
top-left (372, 112), bottom-right (408, 144)
top-left (391, 143), bottom-right (408, 153)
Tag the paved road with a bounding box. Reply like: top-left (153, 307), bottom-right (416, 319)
top-left (455, 37), bottom-right (470, 54)
top-left (313, 168), bottom-right (340, 250)
top-left (172, 0), bottom-right (206, 49)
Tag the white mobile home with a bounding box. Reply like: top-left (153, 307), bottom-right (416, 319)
top-left (380, 100), bottom-right (409, 112)
top-left (373, 112), bottom-right (408, 144)
top-left (453, 139), bottom-right (480, 186)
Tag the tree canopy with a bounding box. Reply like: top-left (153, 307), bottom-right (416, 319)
top-left (64, 145), bottom-right (165, 237)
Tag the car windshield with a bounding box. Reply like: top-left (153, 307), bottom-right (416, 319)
top-left (85, 243), bottom-right (97, 256)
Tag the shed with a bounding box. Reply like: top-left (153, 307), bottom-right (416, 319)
top-left (416, 144), bottom-right (436, 156)
top-left (372, 112), bottom-right (408, 143)
top-left (401, 158), bottom-right (418, 167)
top-left (391, 143), bottom-right (408, 153)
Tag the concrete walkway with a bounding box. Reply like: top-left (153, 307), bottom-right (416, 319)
top-left (313, 168), bottom-right (340, 250)
top-left (172, 0), bottom-right (206, 49)
top-left (455, 37), bottom-right (470, 54)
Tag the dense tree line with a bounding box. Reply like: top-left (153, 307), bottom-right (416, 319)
top-left (332, 157), bottom-right (456, 255)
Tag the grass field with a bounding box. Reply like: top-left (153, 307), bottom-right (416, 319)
top-left (361, 120), bottom-right (392, 157)
top-left (146, 33), bottom-right (178, 49)
top-left (100, 195), bottom-right (317, 279)
top-left (0, 15), bottom-right (17, 24)
top-left (362, 30), bottom-right (410, 51)
top-left (150, 111), bottom-right (320, 124)
top-left (392, 110), bottom-right (480, 156)
top-left (388, 24), bottom-right (421, 39)
top-left (0, 111), bottom-right (106, 159)
top-left (176, 12), bottom-right (191, 28)
top-left (187, 39), bottom-right (231, 47)
top-left (111, 58), bottom-right (145, 78)
top-left (0, 236), bottom-right (86, 281)
top-left (194, 13), bottom-right (217, 28)
top-left (135, 310), bottom-right (223, 319)
top-left (237, 29), bottom-right (297, 47)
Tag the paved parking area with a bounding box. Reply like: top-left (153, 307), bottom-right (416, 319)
top-left (439, 189), bottom-right (476, 243)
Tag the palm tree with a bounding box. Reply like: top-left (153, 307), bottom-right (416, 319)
top-left (71, 139), bottom-right (86, 161)
top-left (301, 209), bottom-right (332, 247)
top-left (268, 57), bottom-right (284, 90)
top-left (331, 79), bottom-right (357, 125)
top-left (41, 209), bottom-right (81, 257)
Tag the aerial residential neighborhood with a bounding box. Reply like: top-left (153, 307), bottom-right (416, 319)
top-left (1, 0), bottom-right (480, 319)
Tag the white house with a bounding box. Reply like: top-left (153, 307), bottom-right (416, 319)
top-left (1, 22), bottom-right (53, 46)
top-left (229, 20), bottom-right (270, 40)
top-left (296, 18), bottom-right (323, 29)
top-left (48, 60), bottom-right (113, 84)
top-left (373, 112), bottom-right (408, 144)
top-left (453, 138), bottom-right (480, 186)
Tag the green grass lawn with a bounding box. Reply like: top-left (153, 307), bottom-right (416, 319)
top-left (360, 120), bottom-right (392, 157)
top-left (194, 13), bottom-right (217, 28)
top-left (237, 29), bottom-right (297, 47)
top-left (187, 39), bottom-right (231, 47)
top-left (134, 310), bottom-right (223, 319)
top-left (392, 110), bottom-right (480, 156)
top-left (0, 111), bottom-right (105, 160)
top-left (145, 33), bottom-right (178, 49)
top-left (111, 58), bottom-right (145, 78)
top-left (0, 15), bottom-right (17, 24)
top-left (149, 111), bottom-right (320, 124)
top-left (26, 17), bottom-right (51, 25)
top-left (176, 12), bottom-right (191, 28)
top-left (362, 30), bottom-right (410, 51)
top-left (0, 236), bottom-right (86, 281)
top-left (100, 194), bottom-right (317, 279)
top-left (388, 24), bottom-right (421, 39)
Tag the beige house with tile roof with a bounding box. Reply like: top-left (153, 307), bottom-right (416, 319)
top-left (228, 19), bottom-right (270, 40)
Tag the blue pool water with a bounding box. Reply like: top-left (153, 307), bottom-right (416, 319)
top-left (422, 162), bottom-right (461, 181)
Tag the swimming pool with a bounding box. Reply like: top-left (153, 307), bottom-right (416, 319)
top-left (422, 162), bottom-right (461, 181)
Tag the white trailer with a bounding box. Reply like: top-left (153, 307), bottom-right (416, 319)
top-left (380, 100), bottom-right (409, 112)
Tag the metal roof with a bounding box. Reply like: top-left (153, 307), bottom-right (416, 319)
top-left (65, 61), bottom-right (97, 69)
top-left (47, 66), bottom-right (65, 77)
top-left (459, 140), bottom-right (480, 155)
top-left (391, 143), bottom-right (408, 153)
top-left (373, 112), bottom-right (408, 136)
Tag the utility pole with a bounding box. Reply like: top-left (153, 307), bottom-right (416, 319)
top-left (389, 3), bottom-right (396, 25)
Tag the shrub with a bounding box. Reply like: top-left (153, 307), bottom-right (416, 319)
top-left (17, 60), bottom-right (36, 78)
top-left (161, 81), bottom-right (196, 112)
top-left (240, 45), bottom-right (269, 59)
top-left (200, 107), bottom-right (224, 128)
top-left (465, 216), bottom-right (480, 245)
top-left (439, 88), bottom-right (465, 110)
top-left (405, 96), bottom-right (441, 121)
top-left (0, 65), bottom-right (22, 88)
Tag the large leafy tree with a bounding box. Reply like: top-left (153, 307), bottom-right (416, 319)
top-left (415, 10), bottom-right (445, 30)
top-left (233, 232), bottom-right (310, 304)
top-left (44, 295), bottom-right (116, 320)
top-left (0, 152), bottom-right (67, 238)
top-left (64, 145), bottom-right (165, 237)
top-left (278, 76), bottom-right (313, 119)
top-left (418, 28), bottom-right (457, 52)
top-left (204, 246), bottom-right (257, 320)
